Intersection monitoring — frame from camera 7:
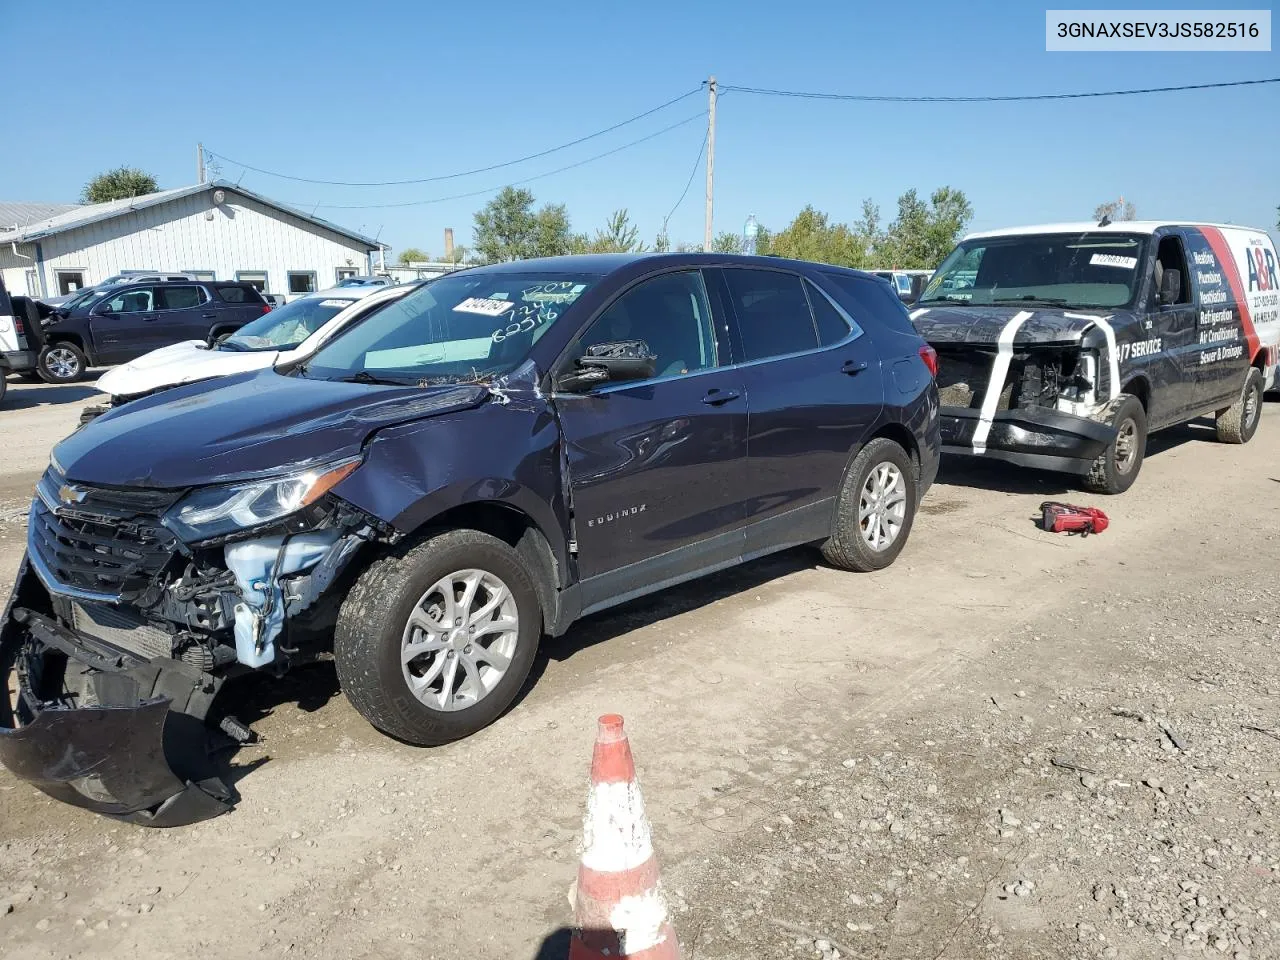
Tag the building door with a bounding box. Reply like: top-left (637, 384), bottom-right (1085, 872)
top-left (56, 271), bottom-right (86, 295)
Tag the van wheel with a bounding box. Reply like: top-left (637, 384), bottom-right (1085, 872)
top-left (1083, 394), bottom-right (1146, 495)
top-left (0, 374), bottom-right (6, 405)
top-left (1216, 367), bottom-right (1263, 444)
top-left (821, 437), bottom-right (917, 572)
top-left (37, 342), bottom-right (86, 383)
top-left (334, 529), bottom-right (542, 746)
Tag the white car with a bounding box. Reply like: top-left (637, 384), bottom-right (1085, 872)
top-left (88, 283), bottom-right (417, 415)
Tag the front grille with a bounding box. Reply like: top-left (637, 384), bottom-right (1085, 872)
top-left (72, 602), bottom-right (174, 660)
top-left (30, 469), bottom-right (183, 600)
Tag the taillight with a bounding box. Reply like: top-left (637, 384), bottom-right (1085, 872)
top-left (12, 315), bottom-right (23, 335)
top-left (918, 344), bottom-right (938, 378)
top-left (262, 304), bottom-right (271, 314)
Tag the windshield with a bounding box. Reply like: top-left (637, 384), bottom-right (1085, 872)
top-left (920, 232), bottom-right (1148, 309)
top-left (63, 287), bottom-right (101, 310)
top-left (221, 296), bottom-right (361, 352)
top-left (300, 271), bottom-right (596, 384)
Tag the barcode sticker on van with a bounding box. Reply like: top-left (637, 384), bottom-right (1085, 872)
top-left (454, 297), bottom-right (514, 317)
top-left (1090, 253), bottom-right (1137, 269)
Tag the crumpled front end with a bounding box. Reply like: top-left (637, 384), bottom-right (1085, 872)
top-left (0, 465), bottom-right (393, 825)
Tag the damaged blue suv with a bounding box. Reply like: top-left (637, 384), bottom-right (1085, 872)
top-left (0, 254), bottom-right (939, 824)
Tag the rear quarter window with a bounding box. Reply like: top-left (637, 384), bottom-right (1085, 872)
top-left (820, 272), bottom-right (920, 337)
top-left (215, 285), bottom-right (263, 304)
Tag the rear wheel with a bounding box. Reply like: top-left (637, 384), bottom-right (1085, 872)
top-left (0, 373), bottom-right (7, 405)
top-left (821, 437), bottom-right (917, 572)
top-left (1216, 367), bottom-right (1263, 444)
top-left (334, 529), bottom-right (542, 746)
top-left (37, 342), bottom-right (86, 383)
top-left (1083, 394), bottom-right (1146, 495)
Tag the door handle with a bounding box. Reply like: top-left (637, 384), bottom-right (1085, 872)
top-left (141, 314), bottom-right (159, 322)
top-left (201, 313), bottom-right (216, 319)
top-left (701, 388), bottom-right (741, 406)
top-left (841, 360), bottom-right (869, 376)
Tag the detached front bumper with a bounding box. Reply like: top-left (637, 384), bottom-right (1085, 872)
top-left (0, 560), bottom-right (233, 827)
top-left (939, 405), bottom-right (1116, 475)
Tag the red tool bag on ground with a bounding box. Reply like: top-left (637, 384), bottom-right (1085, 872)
top-left (1039, 501), bottom-right (1109, 537)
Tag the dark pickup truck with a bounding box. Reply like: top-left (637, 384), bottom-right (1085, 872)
top-left (33, 280), bottom-right (269, 383)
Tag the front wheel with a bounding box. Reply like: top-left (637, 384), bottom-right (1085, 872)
top-left (37, 342), bottom-right (86, 384)
top-left (334, 529), bottom-right (542, 746)
top-left (1216, 366), bottom-right (1263, 444)
top-left (1083, 394), bottom-right (1147, 495)
top-left (821, 437), bottom-right (917, 572)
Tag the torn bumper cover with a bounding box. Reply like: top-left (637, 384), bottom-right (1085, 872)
top-left (0, 568), bottom-right (233, 827)
top-left (939, 405), bottom-right (1116, 474)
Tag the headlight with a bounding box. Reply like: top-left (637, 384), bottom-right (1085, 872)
top-left (163, 458), bottom-right (360, 542)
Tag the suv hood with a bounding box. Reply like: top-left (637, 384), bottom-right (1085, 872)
top-left (95, 340), bottom-right (282, 399)
top-left (911, 304), bottom-right (1119, 346)
top-left (54, 369), bottom-right (488, 488)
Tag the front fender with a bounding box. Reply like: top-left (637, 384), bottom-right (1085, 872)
top-left (332, 401), bottom-right (571, 576)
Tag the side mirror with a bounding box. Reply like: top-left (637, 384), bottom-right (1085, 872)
top-left (559, 339), bottom-right (656, 392)
top-left (1159, 267), bottom-right (1182, 306)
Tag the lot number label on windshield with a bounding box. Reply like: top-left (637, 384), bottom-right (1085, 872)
top-left (454, 297), bottom-right (515, 317)
top-left (1090, 253), bottom-right (1138, 270)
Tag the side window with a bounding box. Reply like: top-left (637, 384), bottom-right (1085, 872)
top-left (156, 285), bottom-right (205, 310)
top-left (821, 272), bottom-right (918, 336)
top-left (216, 285), bottom-right (250, 303)
top-left (101, 287), bottom-right (155, 313)
top-left (722, 268), bottom-right (818, 361)
top-left (1154, 235), bottom-right (1192, 306)
top-left (805, 280), bottom-right (857, 346)
top-left (574, 271), bottom-right (718, 379)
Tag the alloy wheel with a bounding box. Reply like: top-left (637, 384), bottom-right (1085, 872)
top-left (859, 462), bottom-right (907, 551)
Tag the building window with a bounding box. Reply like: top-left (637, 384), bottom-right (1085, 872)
top-left (336, 267), bottom-right (357, 283)
top-left (288, 271), bottom-right (317, 295)
top-left (56, 270), bottom-right (86, 295)
top-left (236, 271), bottom-right (269, 293)
top-left (186, 270), bottom-right (216, 281)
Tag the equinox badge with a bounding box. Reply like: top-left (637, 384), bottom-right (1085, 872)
top-left (58, 484), bottom-right (87, 505)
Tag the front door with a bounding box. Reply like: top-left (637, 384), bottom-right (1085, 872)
top-left (89, 286), bottom-right (160, 363)
top-left (552, 269), bottom-right (747, 611)
top-left (712, 267), bottom-right (884, 549)
top-left (1144, 232), bottom-right (1200, 425)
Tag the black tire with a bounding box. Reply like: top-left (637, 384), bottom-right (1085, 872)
top-left (37, 342), bottom-right (86, 384)
top-left (1082, 394), bottom-right (1147, 495)
top-left (10, 297), bottom-right (46, 350)
top-left (334, 529), bottom-right (542, 746)
top-left (0, 372), bottom-right (7, 405)
top-left (1216, 367), bottom-right (1263, 445)
top-left (820, 437), bottom-right (917, 572)
top-left (211, 328), bottom-right (235, 346)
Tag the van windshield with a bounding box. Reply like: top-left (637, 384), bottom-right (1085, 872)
top-left (920, 232), bottom-right (1148, 309)
top-left (221, 296), bottom-right (360, 352)
top-left (299, 271), bottom-right (595, 384)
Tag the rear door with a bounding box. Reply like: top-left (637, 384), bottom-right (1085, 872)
top-left (712, 266), bottom-right (883, 550)
top-left (155, 284), bottom-right (213, 343)
top-left (90, 286), bottom-right (160, 362)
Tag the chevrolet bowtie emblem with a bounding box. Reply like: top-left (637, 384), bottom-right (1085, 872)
top-left (58, 484), bottom-right (87, 505)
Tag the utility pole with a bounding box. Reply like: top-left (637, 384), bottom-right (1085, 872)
top-left (197, 142), bottom-right (206, 184)
top-left (703, 76), bottom-right (716, 252)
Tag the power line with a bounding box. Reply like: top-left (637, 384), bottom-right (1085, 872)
top-left (663, 129), bottom-right (708, 228)
top-left (720, 76), bottom-right (1280, 103)
top-left (209, 86), bottom-right (704, 187)
top-left (299, 111), bottom-right (707, 210)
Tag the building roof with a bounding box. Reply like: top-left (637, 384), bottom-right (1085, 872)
top-left (0, 200), bottom-right (82, 230)
top-left (965, 220), bottom-right (1266, 240)
top-left (0, 181), bottom-right (380, 249)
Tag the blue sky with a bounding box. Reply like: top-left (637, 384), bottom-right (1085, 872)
top-left (2, 0), bottom-right (1276, 257)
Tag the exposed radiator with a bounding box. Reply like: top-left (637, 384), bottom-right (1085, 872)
top-left (72, 602), bottom-right (174, 661)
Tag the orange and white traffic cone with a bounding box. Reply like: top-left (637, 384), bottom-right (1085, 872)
top-left (569, 714), bottom-right (679, 959)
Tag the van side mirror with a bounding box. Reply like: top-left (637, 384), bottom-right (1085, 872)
top-left (1159, 267), bottom-right (1182, 305)
top-left (559, 340), bottom-right (656, 392)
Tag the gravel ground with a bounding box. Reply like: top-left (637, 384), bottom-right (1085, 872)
top-left (0, 376), bottom-right (1278, 959)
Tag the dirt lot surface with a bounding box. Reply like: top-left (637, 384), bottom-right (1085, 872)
top-left (2, 374), bottom-right (1279, 960)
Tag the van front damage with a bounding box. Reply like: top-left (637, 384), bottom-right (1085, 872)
top-left (914, 306), bottom-right (1121, 474)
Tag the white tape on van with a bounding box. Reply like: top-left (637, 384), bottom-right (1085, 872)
top-left (972, 310), bottom-right (1033, 455)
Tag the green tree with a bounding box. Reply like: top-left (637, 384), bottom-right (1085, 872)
top-left (712, 231), bottom-right (743, 254)
top-left (81, 167), bottom-right (158, 204)
top-left (571, 209), bottom-right (646, 254)
top-left (397, 247), bottom-right (429, 265)
top-left (473, 187), bottom-right (573, 262)
top-left (654, 226), bottom-right (670, 253)
top-left (1094, 196), bottom-right (1137, 222)
top-left (878, 187), bottom-right (973, 268)
top-left (767, 206), bottom-right (864, 267)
